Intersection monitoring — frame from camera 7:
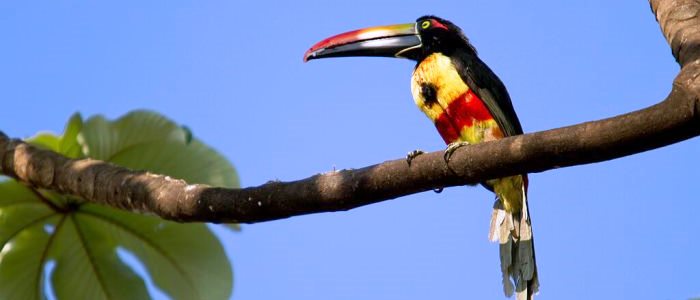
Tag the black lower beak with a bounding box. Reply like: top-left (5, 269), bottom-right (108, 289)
top-left (304, 23), bottom-right (421, 62)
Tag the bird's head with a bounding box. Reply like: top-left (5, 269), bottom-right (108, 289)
top-left (303, 15), bottom-right (475, 63)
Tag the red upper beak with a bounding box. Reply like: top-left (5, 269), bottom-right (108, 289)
top-left (304, 23), bottom-right (421, 62)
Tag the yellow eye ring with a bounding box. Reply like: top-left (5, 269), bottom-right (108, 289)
top-left (421, 20), bottom-right (431, 29)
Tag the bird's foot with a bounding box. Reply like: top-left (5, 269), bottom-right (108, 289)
top-left (406, 149), bottom-right (425, 166)
top-left (443, 141), bottom-right (470, 163)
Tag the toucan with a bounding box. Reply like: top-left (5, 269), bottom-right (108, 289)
top-left (304, 16), bottom-right (538, 299)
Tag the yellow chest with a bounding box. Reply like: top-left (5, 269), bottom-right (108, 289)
top-left (411, 53), bottom-right (468, 121)
top-left (410, 53), bottom-right (502, 144)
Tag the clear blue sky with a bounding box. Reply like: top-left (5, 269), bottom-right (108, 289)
top-left (2, 1), bottom-right (698, 299)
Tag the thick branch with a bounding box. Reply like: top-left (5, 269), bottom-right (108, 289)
top-left (652, 0), bottom-right (700, 65)
top-left (1, 0), bottom-right (699, 224)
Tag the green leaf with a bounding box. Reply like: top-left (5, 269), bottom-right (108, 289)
top-left (79, 110), bottom-right (238, 187)
top-left (26, 132), bottom-right (61, 152)
top-left (80, 206), bottom-right (232, 300)
top-left (109, 139), bottom-right (238, 187)
top-left (0, 181), bottom-right (57, 300)
top-left (0, 215), bottom-right (59, 300)
top-left (76, 110), bottom-right (237, 299)
top-left (0, 111), bottom-right (238, 299)
top-left (0, 179), bottom-right (41, 206)
top-left (25, 112), bottom-right (83, 159)
top-left (181, 125), bottom-right (194, 144)
top-left (58, 113), bottom-right (84, 159)
top-left (0, 181), bottom-right (231, 300)
top-left (78, 110), bottom-right (189, 161)
top-left (48, 215), bottom-right (150, 300)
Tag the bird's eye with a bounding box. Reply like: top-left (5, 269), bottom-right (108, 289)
top-left (421, 20), bottom-right (431, 29)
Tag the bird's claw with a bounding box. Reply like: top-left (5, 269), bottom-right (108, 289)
top-left (406, 149), bottom-right (425, 166)
top-left (444, 141), bottom-right (470, 163)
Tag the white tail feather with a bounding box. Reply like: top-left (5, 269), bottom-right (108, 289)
top-left (489, 183), bottom-right (539, 299)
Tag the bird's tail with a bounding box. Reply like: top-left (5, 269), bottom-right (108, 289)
top-left (488, 175), bottom-right (539, 299)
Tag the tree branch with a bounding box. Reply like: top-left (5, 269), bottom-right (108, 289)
top-left (1, 0), bottom-right (699, 224)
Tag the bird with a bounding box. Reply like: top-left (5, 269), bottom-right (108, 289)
top-left (304, 16), bottom-right (538, 299)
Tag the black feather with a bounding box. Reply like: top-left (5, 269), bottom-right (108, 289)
top-left (451, 50), bottom-right (523, 136)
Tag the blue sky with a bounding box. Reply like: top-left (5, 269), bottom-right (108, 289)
top-left (2, 1), bottom-right (698, 299)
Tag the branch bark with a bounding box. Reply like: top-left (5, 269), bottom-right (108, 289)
top-left (1, 0), bottom-right (699, 223)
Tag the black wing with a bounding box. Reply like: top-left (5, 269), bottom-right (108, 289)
top-left (451, 51), bottom-right (523, 136)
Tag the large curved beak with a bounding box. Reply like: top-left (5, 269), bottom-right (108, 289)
top-left (303, 23), bottom-right (421, 62)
